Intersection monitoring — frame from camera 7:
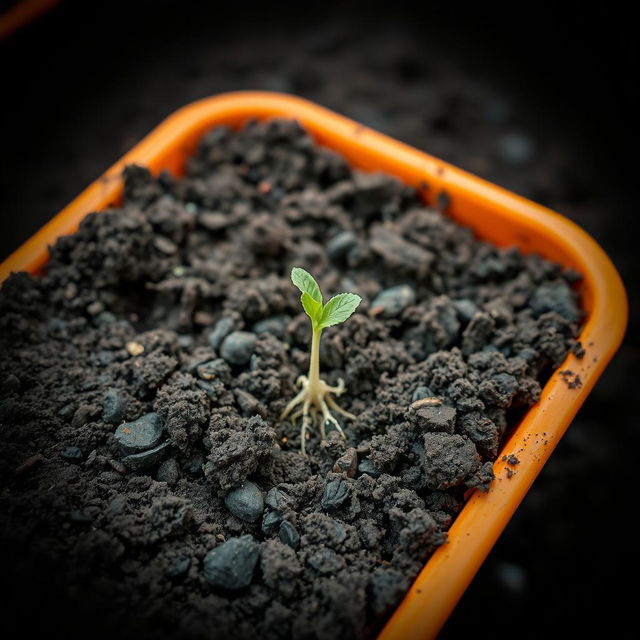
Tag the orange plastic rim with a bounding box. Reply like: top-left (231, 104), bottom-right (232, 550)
top-left (0, 92), bottom-right (627, 639)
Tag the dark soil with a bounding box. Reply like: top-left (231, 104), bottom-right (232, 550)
top-left (0, 120), bottom-right (582, 639)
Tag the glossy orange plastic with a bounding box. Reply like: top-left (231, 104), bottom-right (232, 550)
top-left (0, 92), bottom-right (627, 639)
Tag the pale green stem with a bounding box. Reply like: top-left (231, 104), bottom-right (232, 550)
top-left (308, 326), bottom-right (322, 388)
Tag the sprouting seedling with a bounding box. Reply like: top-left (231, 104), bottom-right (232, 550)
top-left (280, 267), bottom-right (361, 455)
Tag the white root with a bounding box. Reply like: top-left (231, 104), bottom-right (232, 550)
top-left (280, 375), bottom-right (355, 454)
top-left (280, 321), bottom-right (358, 454)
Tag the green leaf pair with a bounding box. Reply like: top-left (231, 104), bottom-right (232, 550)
top-left (291, 267), bottom-right (361, 331)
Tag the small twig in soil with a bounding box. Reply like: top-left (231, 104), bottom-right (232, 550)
top-left (410, 397), bottom-right (443, 409)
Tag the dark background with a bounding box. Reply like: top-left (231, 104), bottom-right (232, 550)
top-left (1, 1), bottom-right (637, 637)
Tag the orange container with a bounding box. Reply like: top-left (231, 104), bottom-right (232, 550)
top-left (0, 92), bottom-right (627, 638)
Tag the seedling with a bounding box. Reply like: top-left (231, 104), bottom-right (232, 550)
top-left (281, 267), bottom-right (361, 454)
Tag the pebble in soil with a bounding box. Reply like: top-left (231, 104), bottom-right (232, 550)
top-left (59, 446), bottom-right (83, 464)
top-left (370, 284), bottom-right (416, 319)
top-left (122, 441), bottom-right (171, 471)
top-left (224, 481), bottom-right (265, 523)
top-left (261, 509), bottom-right (284, 535)
top-left (114, 413), bottom-right (165, 454)
top-left (326, 230), bottom-right (358, 264)
top-left (279, 520), bottom-right (301, 549)
top-left (207, 317), bottom-right (235, 350)
top-left (157, 458), bottom-right (180, 486)
top-left (102, 388), bottom-right (128, 424)
top-left (203, 535), bottom-right (261, 591)
top-left (219, 331), bottom-right (257, 366)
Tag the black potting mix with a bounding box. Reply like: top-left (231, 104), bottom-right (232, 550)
top-left (0, 120), bottom-right (583, 639)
